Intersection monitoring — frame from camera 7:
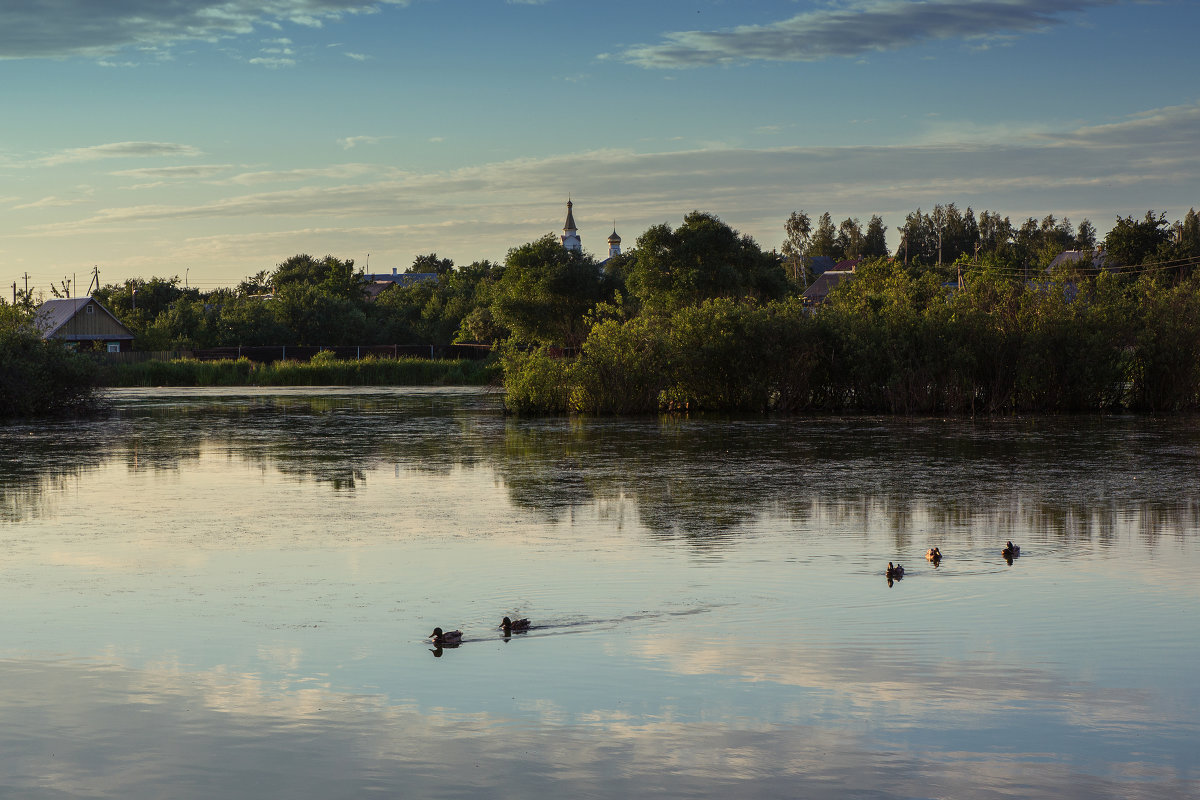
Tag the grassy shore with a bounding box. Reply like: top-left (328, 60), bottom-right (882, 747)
top-left (100, 355), bottom-right (501, 388)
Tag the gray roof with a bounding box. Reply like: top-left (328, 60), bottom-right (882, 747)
top-left (1048, 250), bottom-right (1108, 271)
top-left (364, 273), bottom-right (439, 287)
top-left (801, 270), bottom-right (853, 304)
top-left (34, 297), bottom-right (134, 340)
top-left (805, 256), bottom-right (837, 276)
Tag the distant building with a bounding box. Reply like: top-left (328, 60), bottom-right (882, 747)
top-left (802, 262), bottom-right (858, 307)
top-left (561, 199), bottom-right (582, 251)
top-left (361, 269), bottom-right (439, 300)
top-left (607, 226), bottom-right (622, 259)
top-left (34, 297), bottom-right (135, 352)
top-left (1047, 249), bottom-right (1108, 272)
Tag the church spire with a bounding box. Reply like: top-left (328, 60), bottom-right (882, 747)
top-left (607, 223), bottom-right (621, 258)
top-left (561, 199), bottom-right (582, 251)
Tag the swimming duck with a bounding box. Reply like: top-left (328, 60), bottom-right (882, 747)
top-left (886, 562), bottom-right (905, 579)
top-left (1002, 541), bottom-right (1020, 558)
top-left (500, 617), bottom-right (530, 635)
top-left (430, 627), bottom-right (463, 646)
top-left (926, 547), bottom-right (942, 561)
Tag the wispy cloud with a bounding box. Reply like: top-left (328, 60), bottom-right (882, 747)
top-left (613, 0), bottom-right (1119, 68)
top-left (13, 188), bottom-right (95, 210)
top-left (0, 0), bottom-right (410, 60)
top-left (338, 136), bottom-right (387, 150)
top-left (15, 101), bottom-right (1200, 281)
top-left (40, 142), bottom-right (202, 167)
top-left (110, 165), bottom-right (235, 180)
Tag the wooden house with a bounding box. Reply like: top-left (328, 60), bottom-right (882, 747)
top-left (34, 297), bottom-right (135, 352)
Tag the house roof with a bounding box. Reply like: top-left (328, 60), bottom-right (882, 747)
top-left (34, 297), bottom-right (135, 340)
top-left (801, 269), bottom-right (853, 304)
top-left (1048, 250), bottom-right (1107, 271)
top-left (805, 256), bottom-right (837, 276)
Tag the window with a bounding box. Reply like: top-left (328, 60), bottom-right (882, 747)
top-left (107, 342), bottom-right (120, 353)
top-left (86, 305), bottom-right (94, 314)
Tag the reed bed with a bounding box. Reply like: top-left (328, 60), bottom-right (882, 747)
top-left (101, 355), bottom-right (500, 388)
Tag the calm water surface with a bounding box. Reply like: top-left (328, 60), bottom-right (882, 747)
top-left (1, 387), bottom-right (1198, 798)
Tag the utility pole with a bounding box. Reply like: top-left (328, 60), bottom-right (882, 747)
top-left (88, 265), bottom-right (100, 295)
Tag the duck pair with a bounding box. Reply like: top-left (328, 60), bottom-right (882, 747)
top-left (430, 617), bottom-right (531, 646)
top-left (1002, 541), bottom-right (1020, 558)
top-left (926, 547), bottom-right (942, 562)
top-left (886, 562), bottom-right (905, 579)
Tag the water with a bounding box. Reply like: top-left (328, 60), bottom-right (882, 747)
top-left (1, 387), bottom-right (1197, 798)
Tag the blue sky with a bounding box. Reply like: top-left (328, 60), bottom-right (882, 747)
top-left (2, 0), bottom-right (1198, 293)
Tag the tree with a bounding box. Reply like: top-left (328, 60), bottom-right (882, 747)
top-left (1075, 219), bottom-right (1097, 251)
top-left (863, 215), bottom-right (889, 258)
top-left (271, 254), bottom-right (364, 301)
top-left (490, 235), bottom-right (612, 347)
top-left (978, 210), bottom-right (1014, 255)
top-left (781, 211), bottom-right (812, 284)
top-left (1104, 211), bottom-right (1171, 267)
top-left (836, 218), bottom-right (864, 259)
top-left (807, 212), bottom-right (839, 259)
top-left (624, 211), bottom-right (787, 313)
top-left (409, 253), bottom-right (455, 276)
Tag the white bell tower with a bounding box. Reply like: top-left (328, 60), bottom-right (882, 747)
top-left (561, 199), bottom-right (582, 251)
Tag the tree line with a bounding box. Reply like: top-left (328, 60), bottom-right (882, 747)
top-left (4, 203), bottom-right (1200, 416)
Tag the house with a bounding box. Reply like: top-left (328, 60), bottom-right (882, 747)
top-left (34, 297), bottom-right (136, 352)
top-left (801, 262), bottom-right (859, 306)
top-left (804, 256), bottom-right (837, 277)
top-left (362, 269), bottom-right (439, 300)
top-left (1047, 249), bottom-right (1108, 272)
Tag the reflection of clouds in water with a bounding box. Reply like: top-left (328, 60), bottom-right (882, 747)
top-left (0, 657), bottom-right (1192, 800)
top-left (632, 636), bottom-right (1197, 755)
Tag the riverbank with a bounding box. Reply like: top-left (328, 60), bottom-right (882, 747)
top-left (99, 355), bottom-right (501, 388)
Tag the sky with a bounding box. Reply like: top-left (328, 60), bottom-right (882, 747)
top-left (2, 0), bottom-right (1198, 294)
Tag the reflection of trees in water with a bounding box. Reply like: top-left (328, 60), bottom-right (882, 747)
top-left (6, 394), bottom-right (1200, 547)
top-left (0, 422), bottom-right (109, 522)
top-left (491, 415), bottom-right (1200, 549)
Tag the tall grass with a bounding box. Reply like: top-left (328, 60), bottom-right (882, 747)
top-left (101, 355), bottom-right (500, 388)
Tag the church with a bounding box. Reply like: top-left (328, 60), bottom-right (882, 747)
top-left (559, 199), bottom-right (621, 260)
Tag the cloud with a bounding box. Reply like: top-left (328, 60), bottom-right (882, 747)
top-left (13, 189), bottom-right (95, 209)
top-left (613, 0), bottom-right (1119, 68)
top-left (223, 163), bottom-right (398, 185)
top-left (344, 51), bottom-right (370, 61)
top-left (13, 100), bottom-right (1200, 283)
top-left (110, 165), bottom-right (235, 180)
top-left (248, 56), bottom-right (296, 68)
top-left (338, 136), bottom-right (386, 150)
top-left (40, 142), bottom-right (202, 167)
top-left (0, 0), bottom-right (409, 60)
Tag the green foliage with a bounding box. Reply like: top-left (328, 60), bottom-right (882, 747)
top-left (271, 254), bottom-right (364, 301)
top-left (624, 211), bottom-right (786, 313)
top-left (100, 355), bottom-right (499, 388)
top-left (500, 346), bottom-right (572, 414)
top-left (0, 304), bottom-right (99, 418)
top-left (1104, 211), bottom-right (1171, 267)
top-left (569, 315), bottom-right (671, 414)
top-left (491, 235), bottom-right (612, 347)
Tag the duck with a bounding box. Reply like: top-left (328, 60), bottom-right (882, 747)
top-left (500, 616), bottom-right (531, 635)
top-left (926, 547), bottom-right (942, 561)
top-left (1002, 541), bottom-right (1020, 558)
top-left (886, 562), bottom-right (904, 579)
top-left (430, 627), bottom-right (463, 646)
